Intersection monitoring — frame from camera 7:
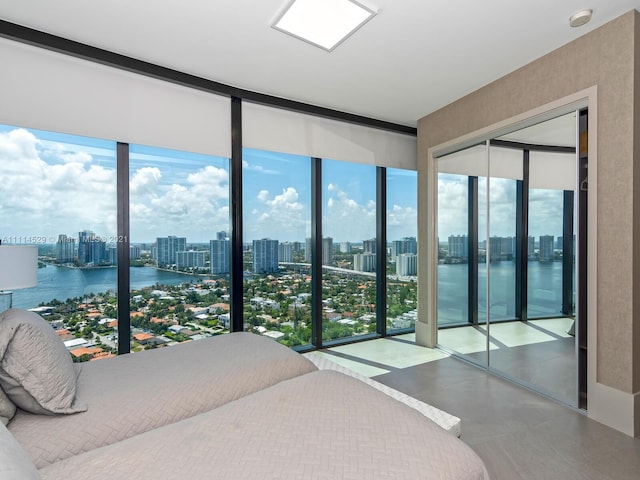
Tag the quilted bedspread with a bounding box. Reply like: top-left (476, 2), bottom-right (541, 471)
top-left (39, 370), bottom-right (489, 480)
top-left (8, 332), bottom-right (317, 468)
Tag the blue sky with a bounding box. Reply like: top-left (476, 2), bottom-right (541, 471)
top-left (0, 125), bottom-right (417, 245)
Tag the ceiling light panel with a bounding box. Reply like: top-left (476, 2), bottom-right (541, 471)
top-left (272, 0), bottom-right (377, 51)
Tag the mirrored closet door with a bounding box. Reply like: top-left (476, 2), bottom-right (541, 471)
top-left (435, 112), bottom-right (585, 408)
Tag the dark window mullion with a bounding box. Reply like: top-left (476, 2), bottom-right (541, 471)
top-left (468, 176), bottom-right (478, 325)
top-left (376, 167), bottom-right (387, 336)
top-left (311, 157), bottom-right (323, 348)
top-left (515, 150), bottom-right (529, 322)
top-left (116, 142), bottom-right (130, 355)
top-left (230, 96), bottom-right (244, 332)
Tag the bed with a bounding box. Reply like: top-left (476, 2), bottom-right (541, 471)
top-left (0, 308), bottom-right (489, 479)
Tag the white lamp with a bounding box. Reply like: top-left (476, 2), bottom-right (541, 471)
top-left (0, 245), bottom-right (38, 312)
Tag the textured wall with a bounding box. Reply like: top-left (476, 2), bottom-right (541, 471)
top-left (417, 11), bottom-right (638, 394)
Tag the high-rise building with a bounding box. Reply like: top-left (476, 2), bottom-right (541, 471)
top-left (278, 242), bottom-right (294, 262)
top-left (363, 238), bottom-right (376, 254)
top-left (353, 252), bottom-right (376, 272)
top-left (56, 234), bottom-right (75, 263)
top-left (77, 230), bottom-right (106, 266)
top-left (528, 235), bottom-right (535, 256)
top-left (339, 241), bottom-right (352, 253)
top-left (156, 236), bottom-right (186, 267)
top-left (306, 237), bottom-right (334, 265)
top-left (130, 245), bottom-right (141, 260)
top-left (217, 230), bottom-right (227, 241)
top-left (539, 235), bottom-right (555, 261)
top-left (448, 235), bottom-right (468, 258)
top-left (391, 237), bottom-right (417, 260)
top-left (305, 237), bottom-right (312, 263)
top-left (107, 246), bottom-right (118, 265)
top-left (253, 238), bottom-right (279, 273)
top-left (210, 239), bottom-right (230, 274)
top-left (176, 250), bottom-right (206, 269)
top-left (323, 237), bottom-right (333, 266)
top-left (396, 253), bottom-right (417, 276)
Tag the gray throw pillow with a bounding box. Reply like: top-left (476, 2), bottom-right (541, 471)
top-left (0, 421), bottom-right (41, 479)
top-left (0, 308), bottom-right (87, 415)
top-left (0, 386), bottom-right (16, 425)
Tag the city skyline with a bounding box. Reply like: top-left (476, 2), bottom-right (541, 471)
top-left (438, 173), bottom-right (568, 240)
top-left (0, 126), bottom-right (417, 244)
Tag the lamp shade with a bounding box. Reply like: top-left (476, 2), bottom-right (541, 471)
top-left (0, 245), bottom-right (38, 290)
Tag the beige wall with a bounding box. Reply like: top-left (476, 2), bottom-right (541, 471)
top-left (417, 10), bottom-right (638, 431)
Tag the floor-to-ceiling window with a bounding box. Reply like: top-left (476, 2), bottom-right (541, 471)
top-left (128, 144), bottom-right (231, 351)
top-left (241, 148), bottom-right (312, 348)
top-left (386, 168), bottom-right (417, 332)
top-left (321, 159), bottom-right (377, 343)
top-left (0, 124), bottom-right (118, 362)
top-left (0, 32), bottom-right (418, 356)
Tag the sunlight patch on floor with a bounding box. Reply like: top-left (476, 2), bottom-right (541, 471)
top-left (479, 322), bottom-right (557, 347)
top-left (305, 350), bottom-right (391, 377)
top-left (328, 337), bottom-right (449, 371)
top-left (529, 317), bottom-right (574, 338)
top-left (438, 326), bottom-right (500, 354)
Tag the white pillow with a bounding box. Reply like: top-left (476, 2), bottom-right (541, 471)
top-left (0, 421), bottom-right (40, 479)
top-left (0, 309), bottom-right (87, 415)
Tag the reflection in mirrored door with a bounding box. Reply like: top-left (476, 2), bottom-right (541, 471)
top-left (436, 143), bottom-right (488, 367)
top-left (436, 112), bottom-right (583, 408)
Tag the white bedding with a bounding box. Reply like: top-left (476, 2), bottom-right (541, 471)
top-left (304, 351), bottom-right (462, 436)
top-left (9, 332), bottom-right (317, 468)
top-left (40, 370), bottom-right (490, 480)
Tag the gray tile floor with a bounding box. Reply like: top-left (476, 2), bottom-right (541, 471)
top-left (323, 335), bottom-right (640, 480)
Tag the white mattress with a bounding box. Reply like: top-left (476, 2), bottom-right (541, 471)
top-left (40, 370), bottom-right (489, 480)
top-left (304, 351), bottom-right (462, 436)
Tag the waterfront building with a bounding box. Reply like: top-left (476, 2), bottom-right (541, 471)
top-left (448, 235), bottom-right (468, 258)
top-left (253, 238), bottom-right (279, 273)
top-left (77, 230), bottom-right (106, 266)
top-left (130, 245), bottom-right (141, 260)
top-left (108, 246), bottom-right (118, 265)
top-left (539, 235), bottom-right (555, 262)
top-left (176, 250), bottom-right (206, 269)
top-left (210, 239), bottom-right (230, 274)
top-left (156, 236), bottom-right (187, 267)
top-left (56, 234), bottom-right (75, 263)
top-left (528, 235), bottom-right (536, 256)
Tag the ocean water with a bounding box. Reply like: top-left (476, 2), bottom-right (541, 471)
top-left (11, 265), bottom-right (203, 309)
top-left (438, 260), bottom-right (569, 325)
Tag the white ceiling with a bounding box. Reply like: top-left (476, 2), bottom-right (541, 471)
top-left (0, 0), bottom-right (638, 127)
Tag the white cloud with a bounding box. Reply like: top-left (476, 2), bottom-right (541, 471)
top-left (130, 164), bottom-right (229, 242)
top-left (388, 204), bottom-right (417, 240)
top-left (130, 167), bottom-right (161, 196)
top-left (245, 187), bottom-right (309, 241)
top-left (0, 128), bottom-right (116, 239)
top-left (323, 183), bottom-right (375, 241)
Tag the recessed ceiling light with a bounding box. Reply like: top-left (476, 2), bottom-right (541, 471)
top-left (272, 0), bottom-right (377, 52)
top-left (569, 9), bottom-right (592, 28)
